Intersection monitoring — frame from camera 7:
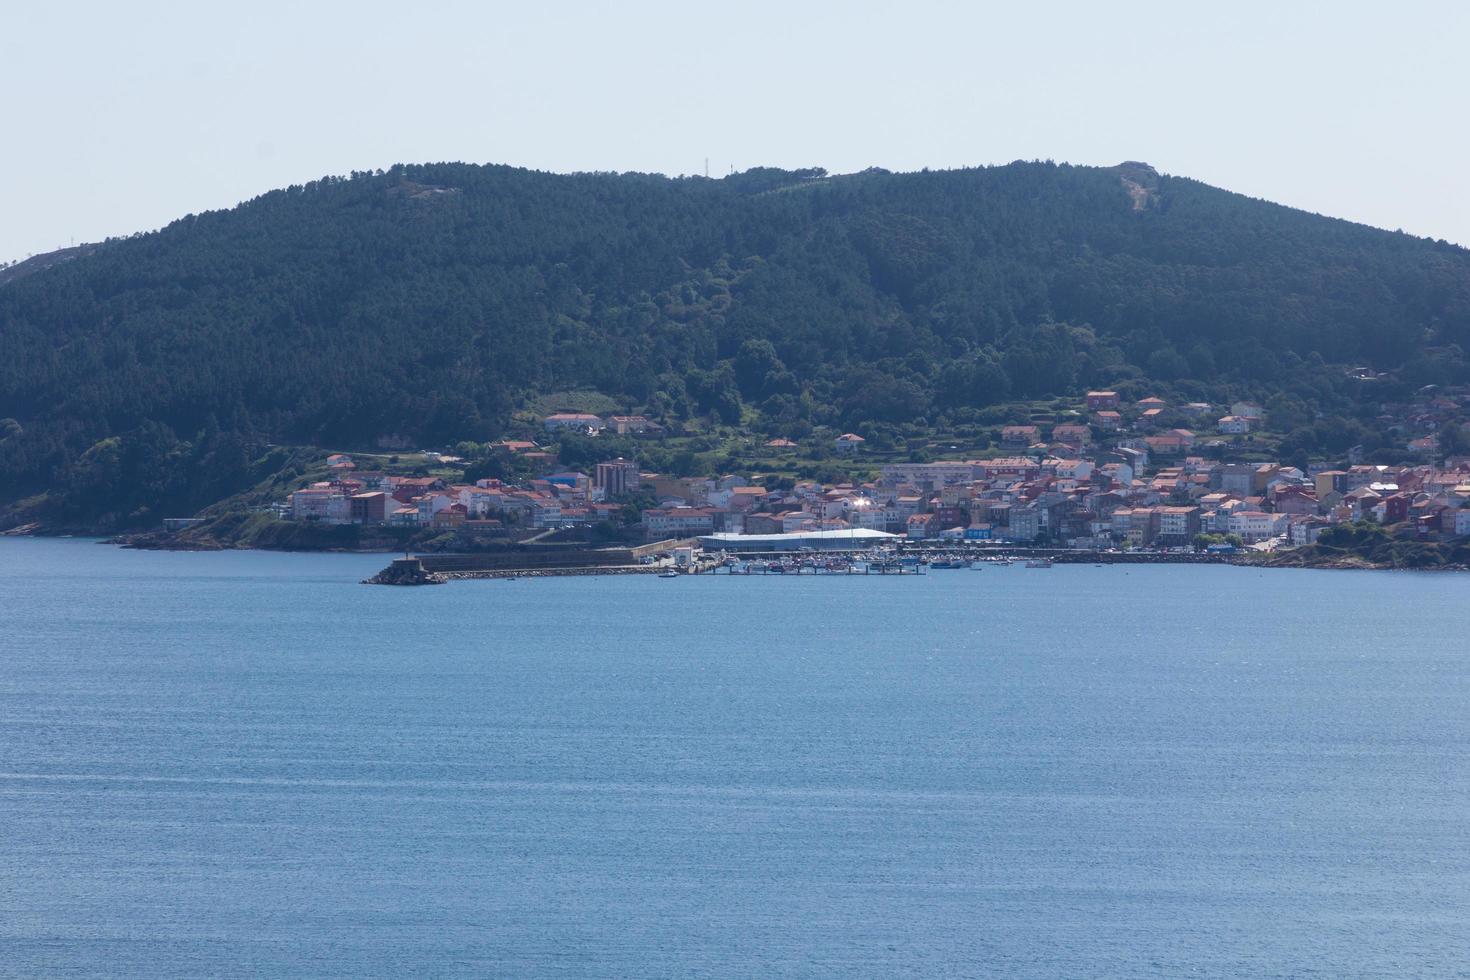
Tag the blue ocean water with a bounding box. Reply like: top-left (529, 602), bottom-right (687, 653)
top-left (2, 538), bottom-right (1469, 977)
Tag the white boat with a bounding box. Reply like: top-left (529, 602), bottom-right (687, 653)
top-left (658, 568), bottom-right (680, 578)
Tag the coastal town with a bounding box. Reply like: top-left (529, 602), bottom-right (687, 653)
top-left (272, 387), bottom-right (1470, 561)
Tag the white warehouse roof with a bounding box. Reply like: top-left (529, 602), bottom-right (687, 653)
top-left (699, 529), bottom-right (900, 549)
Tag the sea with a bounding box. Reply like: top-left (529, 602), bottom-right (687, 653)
top-left (2, 537), bottom-right (1469, 978)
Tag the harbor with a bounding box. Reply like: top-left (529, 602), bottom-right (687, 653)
top-left (362, 539), bottom-right (1239, 583)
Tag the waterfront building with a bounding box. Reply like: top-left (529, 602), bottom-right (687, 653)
top-left (289, 487), bottom-right (350, 523)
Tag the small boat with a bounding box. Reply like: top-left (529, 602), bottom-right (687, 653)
top-left (658, 568), bottom-right (680, 578)
top-left (931, 558), bottom-right (970, 569)
top-left (1024, 559), bottom-right (1053, 569)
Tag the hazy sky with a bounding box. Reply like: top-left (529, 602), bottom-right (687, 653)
top-left (3, 0), bottom-right (1467, 262)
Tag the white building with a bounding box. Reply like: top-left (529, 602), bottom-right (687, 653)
top-left (543, 413), bottom-right (606, 432)
top-left (1228, 510), bottom-right (1286, 542)
top-left (289, 487), bottom-right (350, 523)
top-left (698, 528), bottom-right (900, 552)
top-left (879, 461), bottom-right (979, 487)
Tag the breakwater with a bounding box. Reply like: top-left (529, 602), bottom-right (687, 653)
top-left (366, 539), bottom-right (690, 583)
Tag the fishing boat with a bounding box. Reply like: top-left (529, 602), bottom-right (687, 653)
top-left (658, 568), bottom-right (680, 578)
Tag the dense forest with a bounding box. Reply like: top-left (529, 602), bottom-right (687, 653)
top-left (2, 160), bottom-right (1469, 528)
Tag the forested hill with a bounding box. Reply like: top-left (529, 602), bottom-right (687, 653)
top-left (2, 159), bottom-right (1469, 528)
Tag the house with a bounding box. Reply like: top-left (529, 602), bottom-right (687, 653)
top-left (415, 492), bottom-right (456, 524)
top-left (1001, 425), bottom-right (1041, 447)
top-left (1094, 410), bottom-right (1123, 431)
top-left (1288, 516), bottom-right (1332, 546)
top-left (906, 513), bottom-right (938, 540)
top-left (1231, 401), bottom-right (1264, 419)
top-left (527, 494), bottom-right (563, 528)
top-left (1144, 434), bottom-right (1189, 456)
top-left (390, 476), bottom-right (446, 503)
top-left (1137, 397), bottom-right (1168, 410)
top-left (1371, 493), bottom-right (1411, 525)
top-left (1052, 459), bottom-right (1094, 480)
top-left (782, 510), bottom-right (820, 533)
top-left (834, 433), bottom-right (866, 454)
top-left (349, 491), bottom-right (389, 524)
top-left (432, 504), bottom-right (467, 529)
top-left (1218, 415), bottom-right (1253, 435)
top-left (1086, 391), bottom-right (1120, 410)
top-left (765, 438), bottom-right (798, 449)
top-left (543, 412), bottom-right (606, 432)
top-left (1271, 485), bottom-right (1319, 516)
top-left (1110, 446), bottom-right (1149, 476)
top-left (1051, 424), bottom-right (1090, 446)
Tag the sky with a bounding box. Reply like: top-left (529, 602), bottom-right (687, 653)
top-left (3, 0), bottom-right (1467, 262)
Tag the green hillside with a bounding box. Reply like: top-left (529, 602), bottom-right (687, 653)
top-left (2, 160), bottom-right (1468, 528)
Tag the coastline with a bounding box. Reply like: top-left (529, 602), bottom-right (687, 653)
top-left (6, 526), bottom-right (1467, 575)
